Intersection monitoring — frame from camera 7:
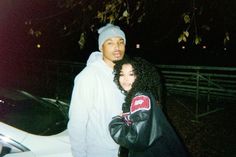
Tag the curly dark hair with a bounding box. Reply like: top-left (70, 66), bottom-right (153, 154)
top-left (113, 56), bottom-right (162, 112)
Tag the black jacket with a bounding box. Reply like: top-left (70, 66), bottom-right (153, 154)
top-left (109, 92), bottom-right (189, 157)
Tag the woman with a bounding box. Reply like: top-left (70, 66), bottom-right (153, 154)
top-left (109, 57), bottom-right (189, 157)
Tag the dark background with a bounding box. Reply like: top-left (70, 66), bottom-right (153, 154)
top-left (1, 0), bottom-right (236, 66)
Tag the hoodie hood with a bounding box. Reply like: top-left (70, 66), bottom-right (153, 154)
top-left (86, 51), bottom-right (103, 65)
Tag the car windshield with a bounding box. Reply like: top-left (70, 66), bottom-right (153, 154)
top-left (0, 88), bottom-right (68, 135)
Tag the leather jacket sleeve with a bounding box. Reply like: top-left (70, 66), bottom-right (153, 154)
top-left (109, 93), bottom-right (162, 150)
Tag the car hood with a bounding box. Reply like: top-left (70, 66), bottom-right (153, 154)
top-left (0, 122), bottom-right (28, 143)
top-left (0, 122), bottom-right (72, 156)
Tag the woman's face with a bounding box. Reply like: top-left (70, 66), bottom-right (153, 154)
top-left (119, 64), bottom-right (136, 92)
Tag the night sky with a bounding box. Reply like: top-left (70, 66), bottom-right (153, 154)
top-left (1, 0), bottom-right (236, 66)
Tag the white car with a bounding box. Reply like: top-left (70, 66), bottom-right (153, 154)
top-left (0, 87), bottom-right (72, 157)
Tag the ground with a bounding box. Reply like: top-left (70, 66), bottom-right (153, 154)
top-left (165, 94), bottom-right (236, 157)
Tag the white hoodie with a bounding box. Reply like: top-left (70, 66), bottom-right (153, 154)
top-left (68, 51), bottom-right (125, 157)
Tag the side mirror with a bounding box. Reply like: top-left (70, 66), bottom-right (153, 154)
top-left (0, 145), bottom-right (11, 156)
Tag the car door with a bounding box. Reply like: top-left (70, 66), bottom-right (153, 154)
top-left (4, 152), bottom-right (35, 157)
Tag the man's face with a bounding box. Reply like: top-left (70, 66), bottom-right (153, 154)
top-left (101, 37), bottom-right (125, 68)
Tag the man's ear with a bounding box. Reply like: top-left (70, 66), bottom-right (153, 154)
top-left (99, 47), bottom-right (103, 52)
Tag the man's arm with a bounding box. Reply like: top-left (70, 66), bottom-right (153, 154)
top-left (67, 74), bottom-right (95, 157)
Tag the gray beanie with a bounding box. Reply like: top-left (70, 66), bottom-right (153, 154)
top-left (98, 23), bottom-right (126, 50)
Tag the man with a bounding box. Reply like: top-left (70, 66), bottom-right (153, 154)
top-left (67, 23), bottom-right (126, 157)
